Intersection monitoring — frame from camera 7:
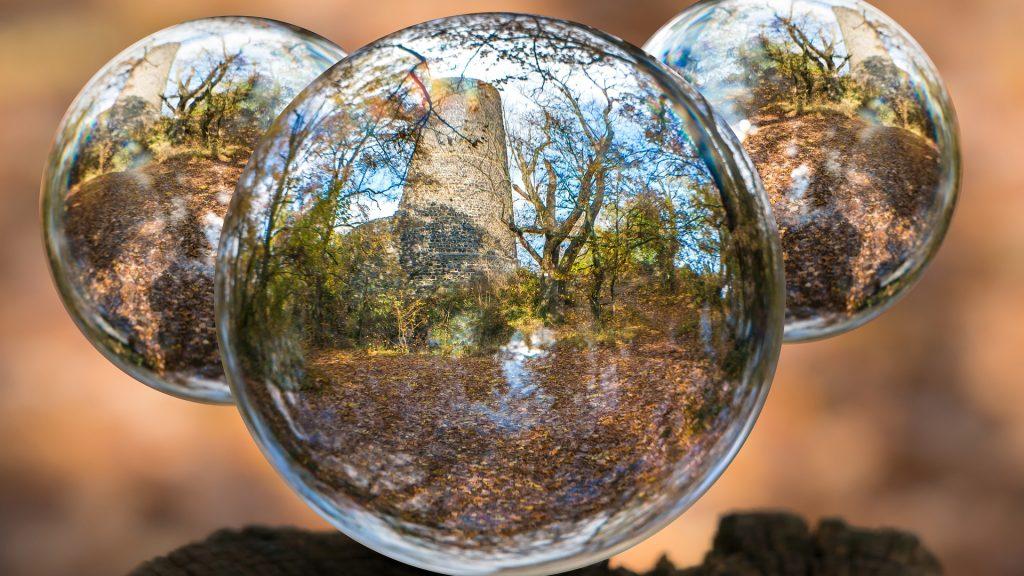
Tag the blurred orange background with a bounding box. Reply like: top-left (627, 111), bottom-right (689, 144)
top-left (1, 1), bottom-right (1022, 574)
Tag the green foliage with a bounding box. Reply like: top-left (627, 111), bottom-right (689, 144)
top-left (154, 72), bottom-right (260, 158)
top-left (73, 61), bottom-right (282, 187)
top-left (735, 33), bottom-right (855, 116)
top-left (246, 180), bottom-right (727, 361)
top-left (734, 17), bottom-right (928, 135)
top-left (500, 269), bottom-right (542, 329)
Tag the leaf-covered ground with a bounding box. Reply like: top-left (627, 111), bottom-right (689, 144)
top-left (744, 110), bottom-right (942, 323)
top-left (63, 152), bottom-right (241, 383)
top-left (250, 334), bottom-right (738, 551)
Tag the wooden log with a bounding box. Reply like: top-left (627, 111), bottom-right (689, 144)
top-left (130, 512), bottom-right (941, 575)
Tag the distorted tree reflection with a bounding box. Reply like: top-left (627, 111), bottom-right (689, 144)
top-left (229, 16), bottom-right (738, 387)
top-left (722, 5), bottom-right (933, 135)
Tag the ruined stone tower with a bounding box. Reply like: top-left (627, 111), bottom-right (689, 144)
top-left (832, 7), bottom-right (891, 73)
top-left (396, 77), bottom-right (517, 288)
top-left (832, 7), bottom-right (908, 110)
top-left (114, 42), bottom-right (181, 114)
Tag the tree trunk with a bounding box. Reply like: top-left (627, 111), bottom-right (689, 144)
top-left (589, 266), bottom-right (605, 323)
top-left (539, 271), bottom-right (565, 323)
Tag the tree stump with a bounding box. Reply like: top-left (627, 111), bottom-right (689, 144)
top-left (130, 512), bottom-right (941, 576)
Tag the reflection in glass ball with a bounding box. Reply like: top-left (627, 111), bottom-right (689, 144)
top-left (218, 13), bottom-right (783, 575)
top-left (646, 0), bottom-right (961, 341)
top-left (42, 17), bottom-right (345, 403)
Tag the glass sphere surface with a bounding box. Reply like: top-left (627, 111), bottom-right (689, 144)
top-left (42, 17), bottom-right (345, 403)
top-left (645, 0), bottom-right (960, 341)
top-left (218, 13), bottom-right (783, 575)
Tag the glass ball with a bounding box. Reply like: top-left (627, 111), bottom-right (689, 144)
top-left (645, 0), bottom-right (961, 341)
top-left (218, 13), bottom-right (783, 575)
top-left (42, 17), bottom-right (345, 403)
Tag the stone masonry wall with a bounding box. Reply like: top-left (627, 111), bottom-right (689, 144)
top-left (832, 7), bottom-right (893, 74)
top-left (115, 42), bottom-right (181, 113)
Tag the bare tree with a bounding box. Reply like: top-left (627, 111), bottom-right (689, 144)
top-left (773, 10), bottom-right (852, 107)
top-left (505, 74), bottom-right (617, 320)
top-left (159, 44), bottom-right (244, 143)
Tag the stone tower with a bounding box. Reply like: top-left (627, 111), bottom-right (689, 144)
top-left (832, 7), bottom-right (906, 103)
top-left (115, 42), bottom-right (181, 114)
top-left (396, 77), bottom-right (517, 288)
top-left (832, 7), bottom-right (894, 74)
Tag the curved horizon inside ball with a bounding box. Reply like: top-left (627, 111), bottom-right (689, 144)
top-left (645, 0), bottom-right (961, 342)
top-left (42, 17), bottom-right (345, 403)
top-left (217, 13), bottom-right (784, 575)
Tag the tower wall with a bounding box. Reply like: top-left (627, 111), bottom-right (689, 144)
top-left (832, 7), bottom-right (892, 73)
top-left (115, 42), bottom-right (181, 113)
top-left (397, 77), bottom-right (517, 287)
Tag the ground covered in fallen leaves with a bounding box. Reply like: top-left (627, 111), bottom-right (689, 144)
top-left (251, 336), bottom-right (737, 550)
top-left (744, 110), bottom-right (942, 324)
top-left (63, 152), bottom-right (241, 383)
